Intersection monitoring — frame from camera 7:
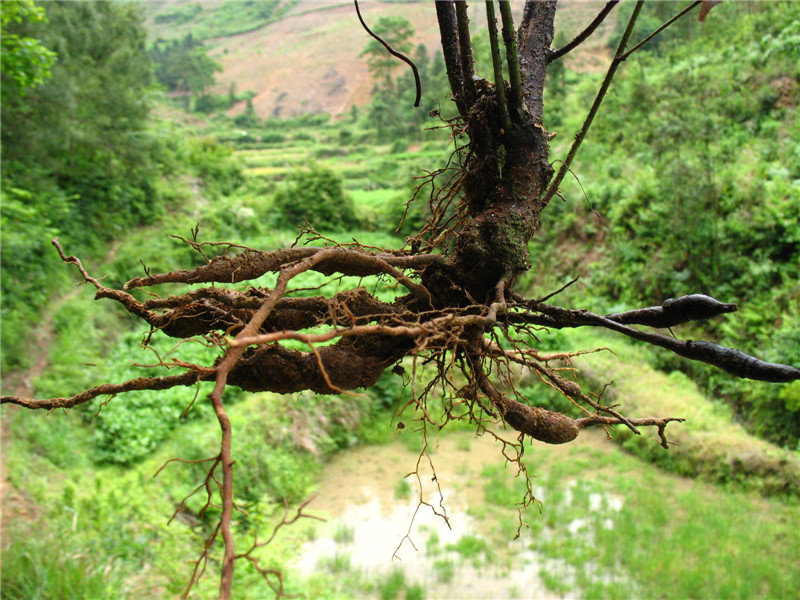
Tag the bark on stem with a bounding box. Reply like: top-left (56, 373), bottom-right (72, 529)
top-left (498, 0), bottom-right (523, 113)
top-left (435, 1), bottom-right (468, 116)
top-left (486, 1), bottom-right (511, 130)
top-left (518, 0), bottom-right (556, 120)
top-left (455, 0), bottom-right (477, 107)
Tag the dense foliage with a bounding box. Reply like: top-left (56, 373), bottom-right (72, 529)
top-left (274, 165), bottom-right (359, 232)
top-left (0, 1), bottom-right (247, 372)
top-left (1, 1), bottom-right (158, 233)
top-left (150, 33), bottom-right (221, 98)
top-left (0, 0), bottom-right (55, 102)
top-left (537, 1), bottom-right (800, 446)
top-left (1, 1), bottom-right (159, 368)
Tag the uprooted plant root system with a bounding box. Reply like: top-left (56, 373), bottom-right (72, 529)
top-left (4, 2), bottom-right (799, 599)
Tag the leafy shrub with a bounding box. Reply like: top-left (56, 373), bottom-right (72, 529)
top-left (370, 368), bottom-right (410, 410)
top-left (232, 441), bottom-right (316, 504)
top-left (89, 332), bottom-right (219, 464)
top-left (273, 165), bottom-right (359, 232)
top-left (539, 2), bottom-right (800, 448)
top-left (186, 137), bottom-right (244, 195)
top-left (0, 179), bottom-right (72, 369)
top-left (260, 132), bottom-right (286, 144)
top-left (194, 93), bottom-right (230, 114)
top-left (722, 308), bottom-right (800, 448)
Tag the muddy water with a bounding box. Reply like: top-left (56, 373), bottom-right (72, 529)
top-left (292, 430), bottom-right (586, 599)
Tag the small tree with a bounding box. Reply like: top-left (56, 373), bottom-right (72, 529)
top-left (359, 15), bottom-right (416, 84)
top-left (150, 33), bottom-right (222, 107)
top-left (274, 165), bottom-right (359, 232)
top-left (3, 2), bottom-right (798, 599)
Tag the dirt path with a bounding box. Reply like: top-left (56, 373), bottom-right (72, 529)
top-left (2, 239), bottom-right (124, 399)
top-left (1, 241), bottom-right (123, 536)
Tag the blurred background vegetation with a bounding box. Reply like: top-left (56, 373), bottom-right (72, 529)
top-left (1, 1), bottom-right (798, 598)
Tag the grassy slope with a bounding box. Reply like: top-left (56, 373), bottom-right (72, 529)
top-left (571, 330), bottom-right (800, 495)
top-left (480, 430), bottom-right (800, 600)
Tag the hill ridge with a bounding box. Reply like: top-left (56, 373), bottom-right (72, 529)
top-left (145, 0), bottom-right (614, 118)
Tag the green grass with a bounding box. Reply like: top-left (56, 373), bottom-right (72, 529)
top-left (562, 329), bottom-right (800, 496)
top-left (482, 436), bottom-right (800, 600)
top-left (349, 188), bottom-right (405, 208)
top-left (394, 478), bottom-right (412, 500)
top-left (333, 523), bottom-right (355, 545)
top-left (432, 558), bottom-right (455, 584)
top-left (445, 534), bottom-right (495, 567)
top-left (321, 552), bottom-right (351, 574)
top-left (0, 524), bottom-right (148, 600)
top-left (377, 570), bottom-right (425, 600)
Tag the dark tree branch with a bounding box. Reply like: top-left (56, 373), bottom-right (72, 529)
top-left (435, 0), bottom-right (468, 116)
top-left (454, 0), bottom-right (477, 107)
top-left (498, 0), bottom-right (524, 114)
top-left (548, 1), bottom-right (620, 63)
top-left (620, 1), bottom-right (702, 60)
top-left (518, 0), bottom-right (557, 119)
top-left (353, 0), bottom-right (421, 107)
top-left (485, 0), bottom-right (511, 130)
top-left (509, 299), bottom-right (800, 383)
top-left (606, 294), bottom-right (738, 328)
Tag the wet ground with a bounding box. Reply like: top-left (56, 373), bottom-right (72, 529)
top-left (291, 429), bottom-right (589, 599)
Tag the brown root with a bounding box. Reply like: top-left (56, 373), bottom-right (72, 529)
top-left (501, 399), bottom-right (580, 444)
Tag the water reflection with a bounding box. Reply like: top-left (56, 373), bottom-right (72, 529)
top-left (292, 431), bottom-right (579, 599)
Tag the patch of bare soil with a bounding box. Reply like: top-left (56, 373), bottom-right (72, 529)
top-left (202, 1), bottom-right (615, 119)
top-left (1, 292), bottom-right (76, 538)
